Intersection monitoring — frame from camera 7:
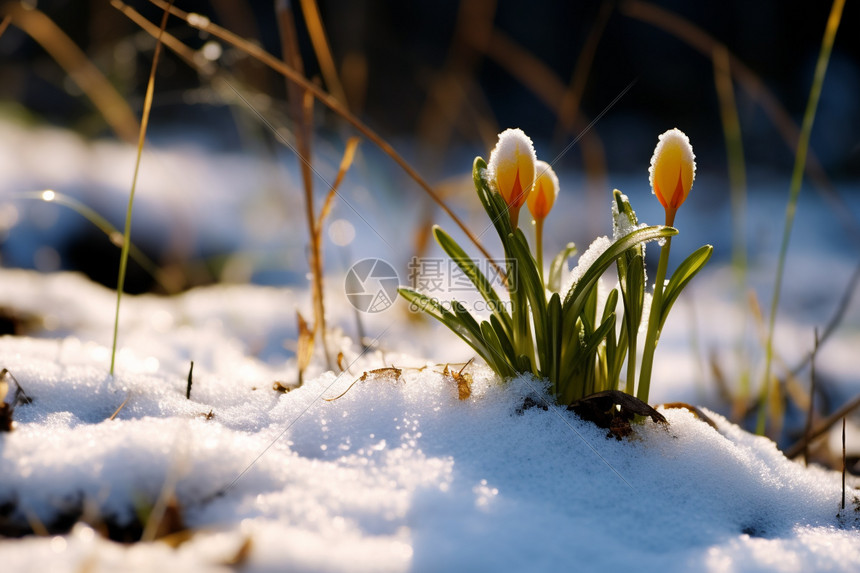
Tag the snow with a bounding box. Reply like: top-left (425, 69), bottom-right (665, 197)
top-left (561, 235), bottom-right (612, 295)
top-left (1, 122), bottom-right (859, 570)
top-left (0, 270), bottom-right (857, 572)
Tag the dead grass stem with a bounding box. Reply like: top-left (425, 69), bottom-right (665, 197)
top-left (0, 4), bottom-right (139, 142)
top-left (142, 0), bottom-right (501, 277)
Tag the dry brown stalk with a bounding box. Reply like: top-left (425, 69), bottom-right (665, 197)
top-left (299, 0), bottom-right (349, 107)
top-left (144, 0), bottom-right (501, 276)
top-left (277, 0), bottom-right (332, 369)
top-left (0, 3), bottom-right (139, 142)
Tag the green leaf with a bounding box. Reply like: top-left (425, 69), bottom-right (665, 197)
top-left (548, 242), bottom-right (577, 293)
top-left (563, 225), bottom-right (677, 323)
top-left (609, 318), bottom-right (628, 386)
top-left (582, 282), bottom-right (598, 335)
top-left (490, 314), bottom-right (517, 366)
top-left (621, 253), bottom-right (644, 332)
top-left (612, 190), bottom-right (640, 237)
top-left (480, 320), bottom-right (516, 377)
top-left (516, 355), bottom-right (532, 373)
top-left (658, 244), bottom-right (713, 331)
top-left (558, 317), bottom-right (584, 385)
top-left (398, 288), bottom-right (496, 370)
top-left (451, 300), bottom-right (485, 343)
top-left (579, 313), bottom-right (615, 378)
top-left (545, 293), bottom-right (562, 390)
top-left (509, 229), bottom-right (548, 369)
top-left (602, 288), bottom-right (619, 323)
top-left (433, 225), bottom-right (512, 336)
top-left (602, 289), bottom-right (619, 380)
top-left (583, 312), bottom-right (616, 358)
top-left (473, 157), bottom-right (513, 243)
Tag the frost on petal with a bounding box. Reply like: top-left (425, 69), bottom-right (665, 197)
top-left (562, 236), bottom-right (612, 297)
top-left (527, 160), bottom-right (559, 220)
top-left (487, 128), bottom-right (536, 209)
top-left (649, 128), bottom-right (696, 210)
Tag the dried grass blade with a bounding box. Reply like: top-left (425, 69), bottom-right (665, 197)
top-left (143, 0), bottom-right (501, 278)
top-left (317, 137), bottom-right (361, 227)
top-left (758, 0), bottom-right (845, 434)
top-left (0, 4), bottom-right (138, 142)
top-left (277, 0), bottom-right (331, 369)
top-left (111, 0), bottom-right (206, 74)
top-left (296, 311), bottom-right (315, 386)
top-left (298, 0), bottom-right (349, 106)
top-left (621, 0), bottom-right (860, 244)
top-left (109, 1), bottom-right (172, 375)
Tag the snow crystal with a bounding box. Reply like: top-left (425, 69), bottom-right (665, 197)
top-left (611, 191), bottom-right (645, 241)
top-left (562, 235), bottom-right (612, 297)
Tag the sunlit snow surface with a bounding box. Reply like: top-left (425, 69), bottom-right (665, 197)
top-left (1, 122), bottom-right (860, 570)
top-left (0, 270), bottom-right (856, 572)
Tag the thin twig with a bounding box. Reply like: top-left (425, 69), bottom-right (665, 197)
top-left (110, 0), bottom-right (211, 75)
top-left (109, 393), bottom-right (131, 420)
top-left (791, 262), bottom-right (860, 375)
top-left (785, 392), bottom-right (860, 460)
top-left (842, 417), bottom-right (846, 511)
top-left (298, 0), bottom-right (349, 107)
top-left (277, 0), bottom-right (332, 369)
top-left (186, 361), bottom-right (194, 400)
top-left (803, 329), bottom-right (819, 466)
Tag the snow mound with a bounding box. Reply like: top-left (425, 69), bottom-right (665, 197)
top-left (0, 270), bottom-right (858, 572)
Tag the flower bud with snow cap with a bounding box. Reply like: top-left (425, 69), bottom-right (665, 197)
top-left (527, 160), bottom-right (559, 222)
top-left (527, 160), bottom-right (559, 282)
top-left (487, 128), bottom-right (536, 229)
top-left (649, 128), bottom-right (695, 225)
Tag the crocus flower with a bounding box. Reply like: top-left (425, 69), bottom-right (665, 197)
top-left (527, 160), bottom-right (559, 221)
top-left (488, 128), bottom-right (536, 229)
top-left (649, 128), bottom-right (695, 225)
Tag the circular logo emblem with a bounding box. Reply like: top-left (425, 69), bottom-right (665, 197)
top-left (344, 258), bottom-right (399, 313)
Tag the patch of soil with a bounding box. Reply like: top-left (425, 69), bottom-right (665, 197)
top-left (569, 390), bottom-right (668, 440)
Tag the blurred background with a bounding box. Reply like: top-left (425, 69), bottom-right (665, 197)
top-left (0, 0), bottom-right (858, 292)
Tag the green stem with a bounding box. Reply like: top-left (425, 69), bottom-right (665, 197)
top-left (512, 290), bottom-right (535, 371)
top-left (755, 0), bottom-right (844, 435)
top-left (109, 1), bottom-right (171, 375)
top-left (535, 217), bottom-right (545, 286)
top-left (637, 235), bottom-right (672, 403)
top-left (110, 209), bottom-right (133, 376)
top-left (625, 328), bottom-right (637, 396)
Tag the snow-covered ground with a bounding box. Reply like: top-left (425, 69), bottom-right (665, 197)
top-left (1, 121), bottom-right (860, 571)
top-left (0, 270), bottom-right (858, 572)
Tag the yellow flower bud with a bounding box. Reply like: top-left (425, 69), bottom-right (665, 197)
top-left (649, 128), bottom-right (695, 223)
top-left (488, 128), bottom-right (536, 228)
top-left (527, 160), bottom-right (559, 221)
